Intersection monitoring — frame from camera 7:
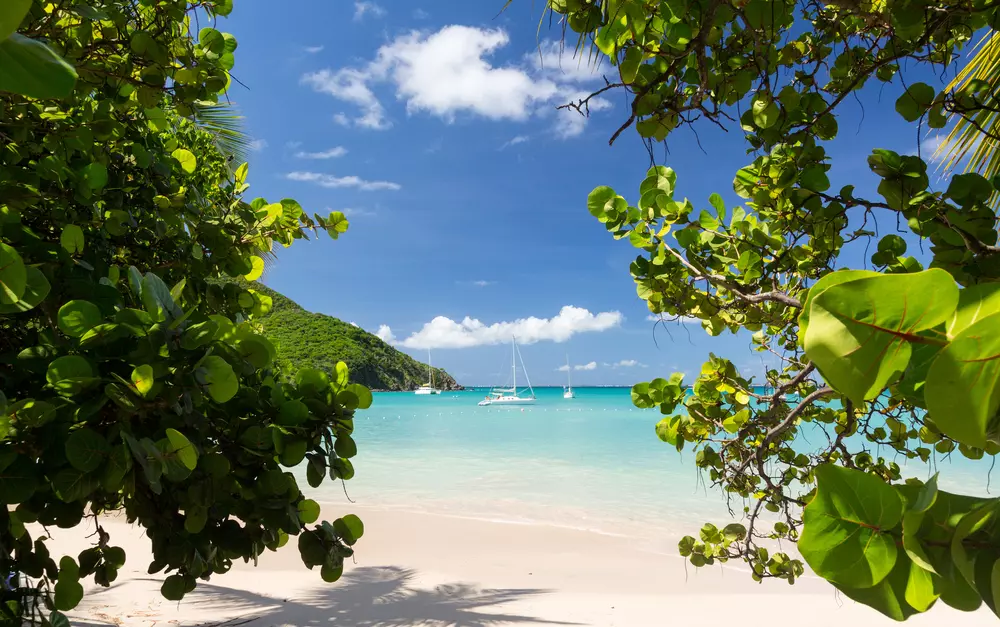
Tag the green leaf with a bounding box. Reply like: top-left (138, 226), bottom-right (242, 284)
top-left (836, 557), bottom-right (921, 621)
top-left (60, 225), bottom-right (84, 254)
top-left (131, 364), bottom-right (154, 396)
top-left (297, 499), bottom-right (320, 524)
top-left (0, 0), bottom-right (31, 41)
top-left (587, 186), bottom-right (617, 219)
top-left (161, 574), bottom-right (187, 601)
top-left (803, 269), bottom-right (958, 405)
top-left (799, 465), bottom-right (903, 588)
top-left (947, 282), bottom-right (1000, 339)
top-left (49, 611), bottom-right (71, 627)
top-left (346, 383), bottom-right (372, 410)
top-left (926, 312), bottom-right (1000, 447)
top-left (909, 474), bottom-right (938, 513)
top-left (321, 563), bottom-right (344, 582)
top-left (65, 428), bottom-right (110, 472)
top-left (57, 300), bottom-right (102, 337)
top-left (0, 242), bottom-right (27, 304)
top-left (46, 355), bottom-right (94, 387)
top-left (278, 400), bottom-right (310, 426)
top-left (181, 320), bottom-right (218, 349)
top-left (201, 356), bottom-right (238, 403)
top-left (334, 435), bottom-right (357, 459)
top-left (751, 95), bottom-right (780, 129)
top-left (895, 82), bottom-right (935, 122)
top-left (0, 456), bottom-right (38, 503)
top-left (0, 34), bottom-right (77, 99)
top-left (81, 162), bottom-right (108, 190)
top-left (54, 578), bottom-right (83, 611)
top-left (0, 265), bottom-right (51, 314)
top-left (951, 501), bottom-right (996, 587)
top-left (165, 428), bottom-right (197, 470)
top-left (171, 148), bottom-right (197, 174)
top-left (244, 256), bottom-right (265, 281)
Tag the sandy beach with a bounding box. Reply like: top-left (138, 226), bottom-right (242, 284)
top-left (37, 505), bottom-right (996, 627)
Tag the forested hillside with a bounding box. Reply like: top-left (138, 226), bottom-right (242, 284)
top-left (250, 283), bottom-right (460, 391)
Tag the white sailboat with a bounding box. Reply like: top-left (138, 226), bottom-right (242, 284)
top-left (414, 349), bottom-right (442, 395)
top-left (478, 337), bottom-right (535, 406)
top-left (563, 355), bottom-right (575, 399)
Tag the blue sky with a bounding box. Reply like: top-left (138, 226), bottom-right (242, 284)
top-left (220, 0), bottom-right (957, 386)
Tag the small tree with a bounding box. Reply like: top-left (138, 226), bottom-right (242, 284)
top-left (0, 1), bottom-right (366, 624)
top-left (550, 0), bottom-right (1000, 619)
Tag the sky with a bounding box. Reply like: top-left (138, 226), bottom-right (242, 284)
top-left (219, 0), bottom-right (960, 386)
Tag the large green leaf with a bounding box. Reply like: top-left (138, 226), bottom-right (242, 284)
top-left (0, 456), bottom-right (38, 503)
top-left (0, 242), bottom-right (26, 304)
top-left (836, 556), bottom-right (923, 621)
top-left (57, 300), bottom-right (102, 337)
top-left (0, 0), bottom-right (31, 41)
top-left (926, 312), bottom-right (1000, 447)
top-left (0, 265), bottom-right (50, 314)
top-left (798, 269), bottom-right (879, 345)
top-left (201, 356), bottom-right (238, 403)
top-left (799, 465), bottom-right (903, 588)
top-left (947, 283), bottom-right (1000, 338)
top-left (165, 428), bottom-right (197, 470)
top-left (0, 33), bottom-right (77, 99)
top-left (65, 428), bottom-right (110, 472)
top-left (803, 270), bottom-right (958, 404)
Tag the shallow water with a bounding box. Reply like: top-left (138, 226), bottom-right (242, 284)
top-left (300, 386), bottom-right (998, 544)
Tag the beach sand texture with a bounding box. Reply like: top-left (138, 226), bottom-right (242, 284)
top-left (42, 505), bottom-right (997, 627)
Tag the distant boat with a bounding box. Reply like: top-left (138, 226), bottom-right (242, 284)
top-left (414, 349), bottom-right (442, 395)
top-left (563, 354), bottom-right (575, 399)
top-left (478, 337), bottom-right (535, 406)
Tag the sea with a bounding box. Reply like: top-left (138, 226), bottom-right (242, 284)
top-left (299, 386), bottom-right (999, 548)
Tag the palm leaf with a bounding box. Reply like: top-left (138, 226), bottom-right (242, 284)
top-left (934, 31), bottom-right (1000, 182)
top-left (191, 100), bottom-right (253, 166)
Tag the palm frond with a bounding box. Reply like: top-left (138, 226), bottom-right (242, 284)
top-left (191, 100), bottom-right (254, 166)
top-left (934, 31), bottom-right (1000, 179)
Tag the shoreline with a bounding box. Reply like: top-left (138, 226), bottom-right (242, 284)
top-left (41, 504), bottom-right (998, 626)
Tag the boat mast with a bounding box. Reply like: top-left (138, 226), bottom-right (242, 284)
top-left (511, 336), bottom-right (517, 395)
top-left (428, 349), bottom-right (433, 388)
top-left (517, 340), bottom-right (535, 398)
top-left (566, 354), bottom-right (571, 390)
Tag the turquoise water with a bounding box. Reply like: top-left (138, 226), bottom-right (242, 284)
top-left (303, 387), bottom-right (998, 544)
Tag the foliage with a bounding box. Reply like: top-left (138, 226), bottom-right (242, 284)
top-left (246, 282), bottom-right (460, 391)
top-left (0, 0), bottom-right (368, 624)
top-left (548, 0), bottom-right (1000, 619)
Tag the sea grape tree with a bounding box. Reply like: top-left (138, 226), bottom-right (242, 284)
top-left (0, 1), bottom-right (365, 624)
top-left (548, 0), bottom-right (1000, 619)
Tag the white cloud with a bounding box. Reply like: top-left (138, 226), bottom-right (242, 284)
top-left (302, 68), bottom-right (391, 130)
top-left (305, 45), bottom-right (324, 54)
top-left (615, 359), bottom-right (638, 367)
top-left (354, 1), bottom-right (386, 21)
top-left (399, 306), bottom-right (623, 349)
top-left (575, 361), bottom-right (598, 371)
top-left (342, 207), bottom-right (377, 218)
top-left (500, 135), bottom-right (529, 150)
top-left (249, 139), bottom-right (268, 152)
top-left (472, 280), bottom-right (493, 287)
top-left (920, 134), bottom-right (947, 163)
top-left (302, 27), bottom-right (610, 138)
top-left (647, 314), bottom-right (701, 324)
top-left (286, 171), bottom-right (401, 191)
top-left (349, 321), bottom-right (360, 327)
top-left (530, 41), bottom-right (605, 83)
top-left (556, 364), bottom-right (570, 372)
top-left (295, 146), bottom-right (348, 159)
top-left (376, 324), bottom-right (397, 344)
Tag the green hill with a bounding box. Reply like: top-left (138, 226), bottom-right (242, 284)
top-left (249, 282), bottom-right (460, 392)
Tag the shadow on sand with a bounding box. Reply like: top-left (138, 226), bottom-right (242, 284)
top-left (146, 565), bottom-right (578, 627)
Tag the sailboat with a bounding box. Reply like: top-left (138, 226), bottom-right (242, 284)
top-left (478, 337), bottom-right (535, 406)
top-left (563, 355), bottom-right (575, 399)
top-left (414, 349), bottom-right (442, 395)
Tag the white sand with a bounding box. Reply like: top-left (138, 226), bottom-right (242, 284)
top-left (37, 505), bottom-right (996, 627)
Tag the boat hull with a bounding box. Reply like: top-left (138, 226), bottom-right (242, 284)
top-left (478, 396), bottom-right (535, 406)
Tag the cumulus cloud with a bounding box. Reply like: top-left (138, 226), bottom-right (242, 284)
top-left (399, 306), bottom-right (623, 349)
top-left (615, 359), bottom-right (638, 367)
top-left (376, 324), bottom-right (397, 344)
top-left (249, 139), bottom-right (268, 152)
top-left (301, 28), bottom-right (610, 137)
top-left (341, 207), bottom-right (377, 218)
top-left (354, 1), bottom-right (386, 21)
top-left (302, 69), bottom-right (390, 130)
top-left (575, 361), bottom-right (597, 371)
top-left (286, 171), bottom-right (401, 191)
top-left (305, 45), bottom-right (324, 54)
top-left (920, 134), bottom-right (947, 163)
top-left (556, 364), bottom-right (570, 372)
top-left (295, 146), bottom-right (348, 159)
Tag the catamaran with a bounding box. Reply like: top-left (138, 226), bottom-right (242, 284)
top-left (414, 349), bottom-right (442, 395)
top-left (478, 337), bottom-right (535, 406)
top-left (563, 354), bottom-right (575, 399)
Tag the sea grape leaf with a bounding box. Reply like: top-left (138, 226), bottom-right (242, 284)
top-left (165, 428), bottom-right (197, 470)
top-left (803, 269), bottom-right (958, 405)
top-left (57, 300), bottom-right (102, 337)
top-left (65, 428), bottom-right (110, 473)
top-left (837, 556), bottom-right (922, 621)
top-left (0, 0), bottom-right (31, 41)
top-left (799, 464), bottom-right (903, 588)
top-left (0, 34), bottom-right (77, 99)
top-left (0, 242), bottom-right (26, 305)
top-left (946, 283), bottom-right (1000, 339)
top-left (926, 312), bottom-right (1000, 447)
top-left (797, 269), bottom-right (879, 344)
top-left (200, 356), bottom-right (238, 403)
top-left (0, 265), bottom-right (50, 314)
